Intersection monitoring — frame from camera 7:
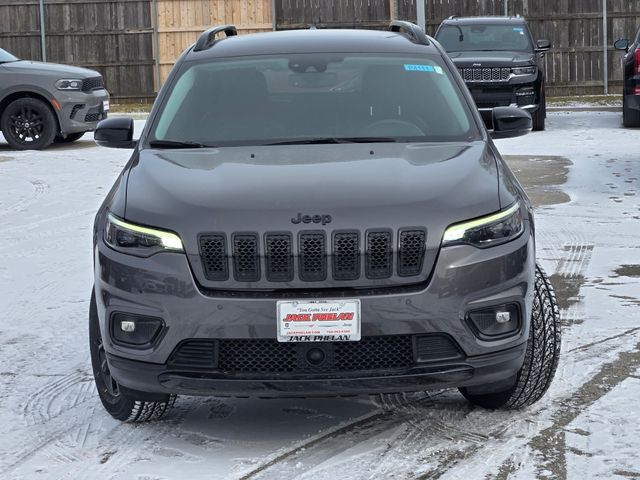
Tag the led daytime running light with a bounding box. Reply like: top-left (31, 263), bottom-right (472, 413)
top-left (443, 202), bottom-right (521, 244)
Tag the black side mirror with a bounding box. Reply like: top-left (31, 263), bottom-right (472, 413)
top-left (535, 39), bottom-right (551, 51)
top-left (491, 107), bottom-right (532, 139)
top-left (94, 117), bottom-right (136, 149)
top-left (614, 38), bottom-right (630, 52)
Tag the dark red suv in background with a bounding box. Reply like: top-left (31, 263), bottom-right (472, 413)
top-left (615, 29), bottom-right (640, 127)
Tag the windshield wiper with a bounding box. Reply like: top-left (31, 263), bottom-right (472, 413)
top-left (148, 139), bottom-right (216, 149)
top-left (266, 137), bottom-right (397, 145)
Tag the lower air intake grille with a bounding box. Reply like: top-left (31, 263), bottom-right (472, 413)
top-left (332, 335), bottom-right (413, 371)
top-left (415, 334), bottom-right (462, 362)
top-left (168, 335), bottom-right (464, 375)
top-left (218, 339), bottom-right (298, 373)
top-left (169, 340), bottom-right (216, 368)
top-left (70, 104), bottom-right (84, 120)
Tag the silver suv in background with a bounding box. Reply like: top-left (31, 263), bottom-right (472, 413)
top-left (0, 47), bottom-right (109, 150)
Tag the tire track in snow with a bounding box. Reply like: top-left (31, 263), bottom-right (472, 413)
top-left (1, 370), bottom-right (96, 474)
top-left (0, 178), bottom-right (50, 216)
top-left (241, 393), bottom-right (500, 480)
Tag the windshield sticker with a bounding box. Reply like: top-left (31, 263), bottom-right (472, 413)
top-left (513, 27), bottom-right (524, 35)
top-left (404, 64), bottom-right (443, 74)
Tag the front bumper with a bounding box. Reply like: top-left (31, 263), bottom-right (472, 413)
top-left (465, 79), bottom-right (540, 127)
top-left (94, 220), bottom-right (535, 397)
top-left (107, 342), bottom-right (526, 398)
top-left (625, 93), bottom-right (640, 112)
top-left (54, 88), bottom-right (110, 135)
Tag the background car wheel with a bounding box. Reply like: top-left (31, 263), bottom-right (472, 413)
top-left (622, 95), bottom-right (640, 128)
top-left (89, 290), bottom-right (176, 422)
top-left (0, 97), bottom-right (57, 150)
top-left (531, 88), bottom-right (546, 131)
top-left (459, 264), bottom-right (561, 409)
top-left (53, 132), bottom-right (85, 144)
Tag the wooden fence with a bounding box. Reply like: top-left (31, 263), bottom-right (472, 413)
top-left (398, 0), bottom-right (640, 95)
top-left (156, 0), bottom-right (272, 85)
top-left (2, 0), bottom-right (640, 99)
top-left (275, 0), bottom-right (389, 29)
top-left (0, 0), bottom-right (155, 101)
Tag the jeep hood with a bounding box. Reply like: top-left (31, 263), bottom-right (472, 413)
top-left (124, 141), bottom-right (506, 246)
top-left (448, 51), bottom-right (535, 67)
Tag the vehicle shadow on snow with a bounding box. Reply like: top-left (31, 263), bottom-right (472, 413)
top-left (129, 391), bottom-right (524, 478)
top-left (0, 138), bottom-right (95, 152)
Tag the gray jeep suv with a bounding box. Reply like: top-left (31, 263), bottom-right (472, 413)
top-left (90, 23), bottom-right (560, 422)
top-left (0, 47), bottom-right (109, 150)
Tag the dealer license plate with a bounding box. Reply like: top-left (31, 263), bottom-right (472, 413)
top-left (103, 100), bottom-right (110, 112)
top-left (276, 299), bottom-right (361, 342)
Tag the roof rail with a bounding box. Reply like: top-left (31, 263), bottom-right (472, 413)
top-left (389, 21), bottom-right (429, 46)
top-left (193, 25), bottom-right (237, 52)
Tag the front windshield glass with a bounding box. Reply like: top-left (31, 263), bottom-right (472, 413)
top-left (0, 48), bottom-right (18, 63)
top-left (436, 24), bottom-right (533, 52)
top-left (149, 53), bottom-right (478, 147)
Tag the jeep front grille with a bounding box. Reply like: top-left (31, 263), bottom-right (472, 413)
top-left (459, 67), bottom-right (511, 83)
top-left (198, 228), bottom-right (427, 284)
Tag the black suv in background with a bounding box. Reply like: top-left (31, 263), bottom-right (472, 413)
top-left (435, 16), bottom-right (550, 130)
top-left (614, 29), bottom-right (640, 127)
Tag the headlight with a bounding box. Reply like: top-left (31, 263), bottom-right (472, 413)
top-left (105, 212), bottom-right (183, 257)
top-left (55, 79), bottom-right (83, 90)
top-left (511, 66), bottom-right (537, 76)
top-left (442, 202), bottom-right (524, 248)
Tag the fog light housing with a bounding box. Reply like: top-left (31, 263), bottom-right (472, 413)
top-left (467, 304), bottom-right (520, 339)
top-left (110, 313), bottom-right (164, 347)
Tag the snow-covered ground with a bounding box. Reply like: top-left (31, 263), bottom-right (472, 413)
top-left (1, 111), bottom-right (639, 479)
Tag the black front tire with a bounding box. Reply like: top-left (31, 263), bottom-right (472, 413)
top-left (54, 132), bottom-right (85, 144)
top-left (459, 265), bottom-right (561, 410)
top-left (0, 97), bottom-right (57, 150)
top-left (531, 88), bottom-right (546, 131)
top-left (89, 290), bottom-right (176, 422)
top-left (622, 95), bottom-right (640, 128)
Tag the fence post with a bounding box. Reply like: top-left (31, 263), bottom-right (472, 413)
top-left (603, 0), bottom-right (608, 94)
top-left (272, 0), bottom-right (277, 30)
top-left (152, 0), bottom-right (160, 92)
top-left (39, 0), bottom-right (46, 62)
top-left (417, 0), bottom-right (425, 31)
top-left (504, 0), bottom-right (508, 15)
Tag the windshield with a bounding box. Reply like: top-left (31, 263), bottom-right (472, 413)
top-left (149, 53), bottom-right (478, 147)
top-left (436, 24), bottom-right (533, 52)
top-left (0, 48), bottom-right (18, 63)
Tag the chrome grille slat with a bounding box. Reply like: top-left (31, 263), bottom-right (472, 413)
top-left (459, 67), bottom-right (511, 83)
